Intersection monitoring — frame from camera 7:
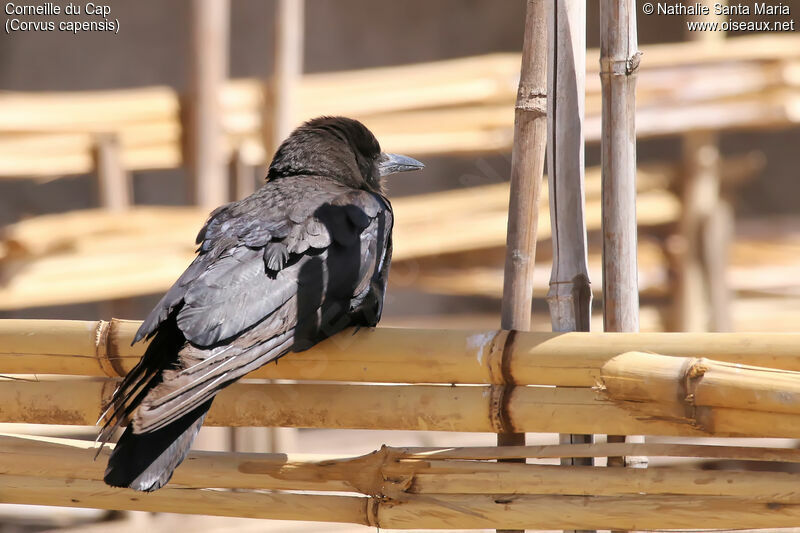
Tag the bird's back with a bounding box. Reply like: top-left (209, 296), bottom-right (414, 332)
top-left (101, 173), bottom-right (393, 491)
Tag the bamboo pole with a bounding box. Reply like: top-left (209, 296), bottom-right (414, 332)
top-left (0, 475), bottom-right (369, 525)
top-left (374, 494), bottom-right (800, 530)
top-left (6, 433), bottom-right (800, 501)
top-left (93, 133), bottom-right (130, 212)
top-left (187, 0), bottom-right (230, 209)
top-left (674, 1), bottom-right (733, 333)
top-left (600, 351), bottom-right (800, 415)
top-left (600, 0), bottom-right (645, 472)
top-left (259, 0), bottom-right (306, 456)
top-left (3, 320), bottom-right (800, 385)
top-left (497, 2), bottom-right (548, 510)
top-left (4, 378), bottom-right (800, 437)
top-left (501, 0), bottom-right (548, 333)
top-left (268, 0), bottom-right (304, 150)
top-left (6, 472), bottom-right (800, 530)
top-left (599, 0), bottom-right (641, 335)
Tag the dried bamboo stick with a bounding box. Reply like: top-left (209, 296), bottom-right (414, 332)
top-left (7, 473), bottom-right (800, 530)
top-left (0, 475), bottom-right (369, 525)
top-left (375, 493), bottom-right (800, 530)
top-left (0, 433), bottom-right (355, 492)
top-left (4, 379), bottom-right (800, 437)
top-left (400, 441), bottom-right (800, 462)
top-left (6, 433), bottom-right (800, 501)
top-left (3, 320), bottom-right (800, 386)
top-left (500, 0), bottom-right (547, 335)
top-left (497, 1), bottom-right (548, 503)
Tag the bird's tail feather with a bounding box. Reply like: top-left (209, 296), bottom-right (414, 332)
top-left (103, 398), bottom-right (213, 492)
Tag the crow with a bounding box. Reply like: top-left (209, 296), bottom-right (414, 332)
top-left (98, 116), bottom-right (424, 491)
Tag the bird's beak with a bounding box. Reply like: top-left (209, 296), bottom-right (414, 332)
top-left (378, 152), bottom-right (425, 177)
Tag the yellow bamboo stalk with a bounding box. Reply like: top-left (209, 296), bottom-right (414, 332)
top-left (3, 474), bottom-right (800, 530)
top-left (3, 378), bottom-right (800, 438)
top-left (601, 351), bottom-right (800, 415)
top-left (3, 320), bottom-right (800, 387)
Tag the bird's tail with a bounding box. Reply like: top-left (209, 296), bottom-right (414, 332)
top-left (103, 398), bottom-right (213, 492)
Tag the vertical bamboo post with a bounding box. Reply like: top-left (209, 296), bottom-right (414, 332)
top-left (267, 0), bottom-right (304, 152)
top-left (253, 0), bottom-right (306, 454)
top-left (599, 0), bottom-right (647, 475)
top-left (187, 0), bottom-right (233, 452)
top-left (94, 132), bottom-right (133, 320)
top-left (673, 0), bottom-right (732, 333)
top-left (498, 1), bottom-right (547, 531)
top-left (93, 133), bottom-right (131, 211)
top-left (545, 6), bottom-right (594, 531)
top-left (188, 0), bottom-right (230, 210)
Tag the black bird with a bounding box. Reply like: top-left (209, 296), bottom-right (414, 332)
top-left (99, 116), bottom-right (423, 491)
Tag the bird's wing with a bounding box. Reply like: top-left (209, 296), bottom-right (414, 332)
top-left (134, 176), bottom-right (346, 345)
top-left (105, 180), bottom-right (392, 436)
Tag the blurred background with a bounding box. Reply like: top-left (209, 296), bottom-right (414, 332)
top-left (0, 0), bottom-right (799, 531)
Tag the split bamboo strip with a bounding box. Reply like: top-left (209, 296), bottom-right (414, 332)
top-left (399, 441), bottom-right (800, 463)
top-left (546, 0), bottom-right (594, 490)
top-left (5, 433), bottom-right (800, 501)
top-left (4, 379), bottom-right (800, 437)
top-left (3, 320), bottom-right (800, 386)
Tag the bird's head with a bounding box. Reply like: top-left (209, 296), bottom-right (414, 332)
top-left (266, 116), bottom-right (424, 193)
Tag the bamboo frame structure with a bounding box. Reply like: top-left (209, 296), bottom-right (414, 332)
top-left (3, 319), bottom-right (800, 527)
top-left (0, 35), bottom-right (797, 178)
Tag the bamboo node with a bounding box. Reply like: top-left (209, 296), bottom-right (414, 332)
top-left (94, 320), bottom-right (114, 378)
top-left (489, 384), bottom-right (516, 434)
top-left (514, 86), bottom-right (547, 115)
top-left (599, 51), bottom-right (642, 76)
top-left (94, 319), bottom-right (127, 378)
top-left (485, 329), bottom-right (510, 385)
